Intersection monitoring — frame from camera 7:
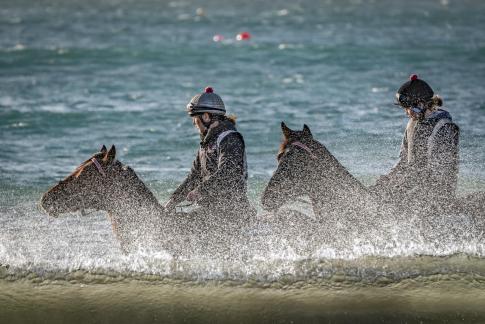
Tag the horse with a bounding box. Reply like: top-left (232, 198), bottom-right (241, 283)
top-left (40, 145), bottom-right (315, 258)
top-left (261, 122), bottom-right (485, 245)
top-left (41, 145), bottom-right (165, 251)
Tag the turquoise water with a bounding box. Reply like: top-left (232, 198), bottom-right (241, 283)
top-left (1, 0), bottom-right (485, 322)
top-left (2, 0), bottom-right (485, 186)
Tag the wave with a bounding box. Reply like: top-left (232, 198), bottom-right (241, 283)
top-left (2, 255), bottom-right (485, 324)
top-left (2, 254), bottom-right (485, 288)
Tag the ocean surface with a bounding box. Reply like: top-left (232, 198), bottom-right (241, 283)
top-left (1, 0), bottom-right (485, 322)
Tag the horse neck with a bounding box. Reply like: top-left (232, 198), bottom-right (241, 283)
top-left (309, 146), bottom-right (369, 213)
top-left (105, 170), bottom-right (164, 225)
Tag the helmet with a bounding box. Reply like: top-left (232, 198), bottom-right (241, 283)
top-left (396, 74), bottom-right (434, 107)
top-left (186, 87), bottom-right (226, 116)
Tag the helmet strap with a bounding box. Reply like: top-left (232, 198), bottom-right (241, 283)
top-left (409, 105), bottom-right (427, 121)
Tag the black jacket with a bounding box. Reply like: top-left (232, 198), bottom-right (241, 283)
top-left (170, 119), bottom-right (252, 215)
top-left (373, 109), bottom-right (459, 203)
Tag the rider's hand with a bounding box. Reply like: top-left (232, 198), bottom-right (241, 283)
top-left (186, 190), bottom-right (200, 202)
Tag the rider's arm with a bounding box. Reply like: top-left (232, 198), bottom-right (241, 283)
top-left (168, 150), bottom-right (202, 206)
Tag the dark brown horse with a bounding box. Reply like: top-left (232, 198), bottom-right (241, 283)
top-left (40, 145), bottom-right (171, 251)
top-left (262, 123), bottom-right (384, 226)
top-left (262, 122), bottom-right (485, 241)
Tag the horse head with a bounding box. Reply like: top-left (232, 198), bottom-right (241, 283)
top-left (261, 122), bottom-right (319, 211)
top-left (40, 145), bottom-right (119, 217)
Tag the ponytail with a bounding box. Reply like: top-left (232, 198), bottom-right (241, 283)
top-left (210, 114), bottom-right (237, 125)
top-left (427, 95), bottom-right (443, 111)
top-left (226, 114), bottom-right (237, 124)
top-left (432, 95), bottom-right (443, 107)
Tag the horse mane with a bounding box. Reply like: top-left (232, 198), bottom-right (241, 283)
top-left (277, 138), bottom-right (289, 161)
top-left (277, 131), bottom-right (367, 195)
top-left (112, 161), bottom-right (162, 208)
top-left (311, 140), bottom-right (347, 172)
top-left (309, 139), bottom-right (367, 192)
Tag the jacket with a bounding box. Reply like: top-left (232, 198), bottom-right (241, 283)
top-left (374, 109), bottom-right (459, 202)
top-left (170, 118), bottom-right (252, 215)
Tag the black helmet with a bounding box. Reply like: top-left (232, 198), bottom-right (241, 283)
top-left (186, 87), bottom-right (226, 116)
top-left (396, 74), bottom-right (434, 107)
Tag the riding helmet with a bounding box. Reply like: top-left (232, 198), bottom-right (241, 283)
top-left (186, 87), bottom-right (226, 116)
top-left (396, 74), bottom-right (434, 106)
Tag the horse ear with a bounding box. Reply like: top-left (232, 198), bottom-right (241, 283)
top-left (100, 145), bottom-right (107, 154)
top-left (303, 124), bottom-right (313, 138)
top-left (281, 122), bottom-right (291, 139)
top-left (104, 145), bottom-right (116, 164)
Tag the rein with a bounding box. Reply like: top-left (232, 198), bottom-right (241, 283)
top-left (291, 141), bottom-right (317, 159)
top-left (91, 158), bottom-right (106, 176)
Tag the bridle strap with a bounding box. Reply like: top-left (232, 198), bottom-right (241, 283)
top-left (291, 141), bottom-right (317, 159)
top-left (91, 158), bottom-right (106, 176)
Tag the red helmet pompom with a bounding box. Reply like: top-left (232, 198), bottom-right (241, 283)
top-left (205, 87), bottom-right (214, 93)
top-left (410, 74), bottom-right (418, 81)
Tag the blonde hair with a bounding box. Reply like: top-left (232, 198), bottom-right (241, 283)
top-left (427, 95), bottom-right (443, 111)
top-left (226, 114), bottom-right (237, 124)
top-left (207, 113), bottom-right (237, 124)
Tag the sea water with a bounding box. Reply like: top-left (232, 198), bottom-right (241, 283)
top-left (1, 0), bottom-right (485, 322)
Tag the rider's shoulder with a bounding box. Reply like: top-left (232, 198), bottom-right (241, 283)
top-left (432, 109), bottom-right (460, 137)
top-left (217, 129), bottom-right (244, 148)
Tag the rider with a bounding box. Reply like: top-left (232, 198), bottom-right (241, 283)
top-left (164, 87), bottom-right (254, 224)
top-left (372, 74), bottom-right (460, 209)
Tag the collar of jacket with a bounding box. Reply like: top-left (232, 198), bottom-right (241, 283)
top-left (420, 109), bottom-right (452, 126)
top-left (200, 119), bottom-right (236, 147)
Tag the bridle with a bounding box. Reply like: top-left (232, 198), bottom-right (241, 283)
top-left (91, 158), bottom-right (106, 176)
top-left (291, 141), bottom-right (317, 159)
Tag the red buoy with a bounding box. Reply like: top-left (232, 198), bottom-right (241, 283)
top-left (236, 32), bottom-right (251, 41)
top-left (410, 74), bottom-right (418, 81)
top-left (205, 87), bottom-right (214, 93)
